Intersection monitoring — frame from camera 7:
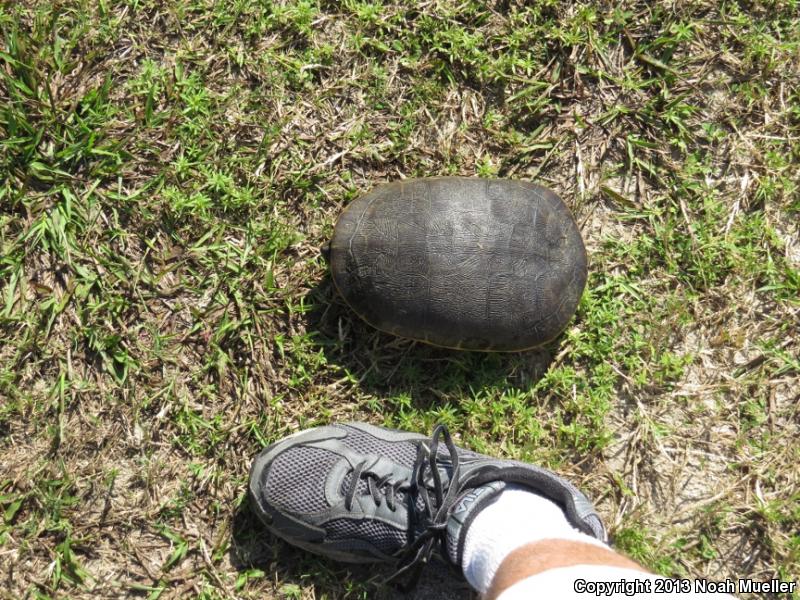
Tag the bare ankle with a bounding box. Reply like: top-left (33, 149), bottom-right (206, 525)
top-left (485, 539), bottom-right (648, 600)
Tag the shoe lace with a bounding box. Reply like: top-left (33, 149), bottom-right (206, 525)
top-left (344, 460), bottom-right (408, 512)
top-left (388, 423), bottom-right (464, 590)
top-left (339, 424), bottom-right (465, 590)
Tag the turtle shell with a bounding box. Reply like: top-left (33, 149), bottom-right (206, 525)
top-left (328, 177), bottom-right (587, 351)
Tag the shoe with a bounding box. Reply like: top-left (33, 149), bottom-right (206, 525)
top-left (248, 422), bottom-right (606, 583)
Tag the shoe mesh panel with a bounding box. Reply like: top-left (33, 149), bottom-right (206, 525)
top-left (326, 517), bottom-right (408, 554)
top-left (338, 425), bottom-right (419, 467)
top-left (265, 446), bottom-right (340, 513)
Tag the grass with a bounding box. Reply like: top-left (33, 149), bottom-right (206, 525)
top-left (1, 0), bottom-right (799, 598)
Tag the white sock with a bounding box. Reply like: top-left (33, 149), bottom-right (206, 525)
top-left (460, 484), bottom-right (607, 595)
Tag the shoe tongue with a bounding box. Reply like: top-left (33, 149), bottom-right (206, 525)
top-left (340, 470), bottom-right (370, 497)
top-left (444, 481), bottom-right (506, 565)
top-left (340, 456), bottom-right (415, 495)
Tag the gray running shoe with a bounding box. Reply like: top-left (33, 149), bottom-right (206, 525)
top-left (248, 422), bottom-right (606, 583)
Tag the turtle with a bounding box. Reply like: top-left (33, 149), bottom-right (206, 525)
top-left (325, 177), bottom-right (587, 352)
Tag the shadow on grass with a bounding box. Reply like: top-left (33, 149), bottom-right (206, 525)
top-left (230, 499), bottom-right (471, 599)
top-left (303, 274), bottom-right (562, 412)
